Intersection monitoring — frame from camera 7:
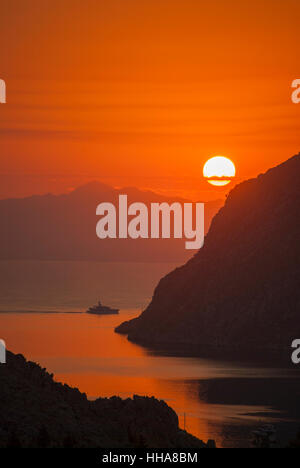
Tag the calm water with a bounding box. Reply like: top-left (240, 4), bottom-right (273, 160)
top-left (0, 261), bottom-right (299, 448)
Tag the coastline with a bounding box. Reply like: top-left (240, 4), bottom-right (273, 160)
top-left (0, 350), bottom-right (212, 448)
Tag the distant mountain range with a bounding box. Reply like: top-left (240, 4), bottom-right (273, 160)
top-left (116, 154), bottom-right (300, 349)
top-left (0, 182), bottom-right (222, 262)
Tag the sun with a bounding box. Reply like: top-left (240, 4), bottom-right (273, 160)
top-left (203, 156), bottom-right (236, 186)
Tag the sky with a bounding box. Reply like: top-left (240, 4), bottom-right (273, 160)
top-left (0, 0), bottom-right (299, 200)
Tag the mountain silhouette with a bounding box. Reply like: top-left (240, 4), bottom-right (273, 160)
top-left (116, 154), bottom-right (300, 349)
top-left (0, 182), bottom-right (222, 262)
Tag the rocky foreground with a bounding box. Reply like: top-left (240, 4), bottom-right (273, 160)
top-left (0, 351), bottom-right (211, 448)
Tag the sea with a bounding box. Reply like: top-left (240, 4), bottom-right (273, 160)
top-left (0, 260), bottom-right (299, 448)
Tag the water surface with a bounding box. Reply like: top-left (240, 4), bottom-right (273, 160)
top-left (0, 261), bottom-right (299, 447)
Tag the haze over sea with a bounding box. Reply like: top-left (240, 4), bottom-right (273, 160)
top-left (0, 260), bottom-right (299, 448)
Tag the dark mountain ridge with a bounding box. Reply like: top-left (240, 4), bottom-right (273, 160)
top-left (116, 154), bottom-right (300, 350)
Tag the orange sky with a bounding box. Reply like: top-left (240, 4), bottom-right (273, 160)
top-left (0, 0), bottom-right (299, 200)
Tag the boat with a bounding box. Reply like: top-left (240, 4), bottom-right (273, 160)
top-left (86, 301), bottom-right (119, 315)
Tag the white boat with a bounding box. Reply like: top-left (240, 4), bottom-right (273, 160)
top-left (86, 301), bottom-right (119, 315)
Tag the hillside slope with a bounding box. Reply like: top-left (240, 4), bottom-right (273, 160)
top-left (0, 351), bottom-right (209, 448)
top-left (116, 154), bottom-right (300, 350)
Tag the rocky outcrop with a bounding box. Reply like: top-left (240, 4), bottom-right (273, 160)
top-left (116, 154), bottom-right (300, 350)
top-left (0, 351), bottom-right (209, 448)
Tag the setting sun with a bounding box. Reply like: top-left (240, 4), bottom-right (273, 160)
top-left (203, 156), bottom-right (236, 186)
